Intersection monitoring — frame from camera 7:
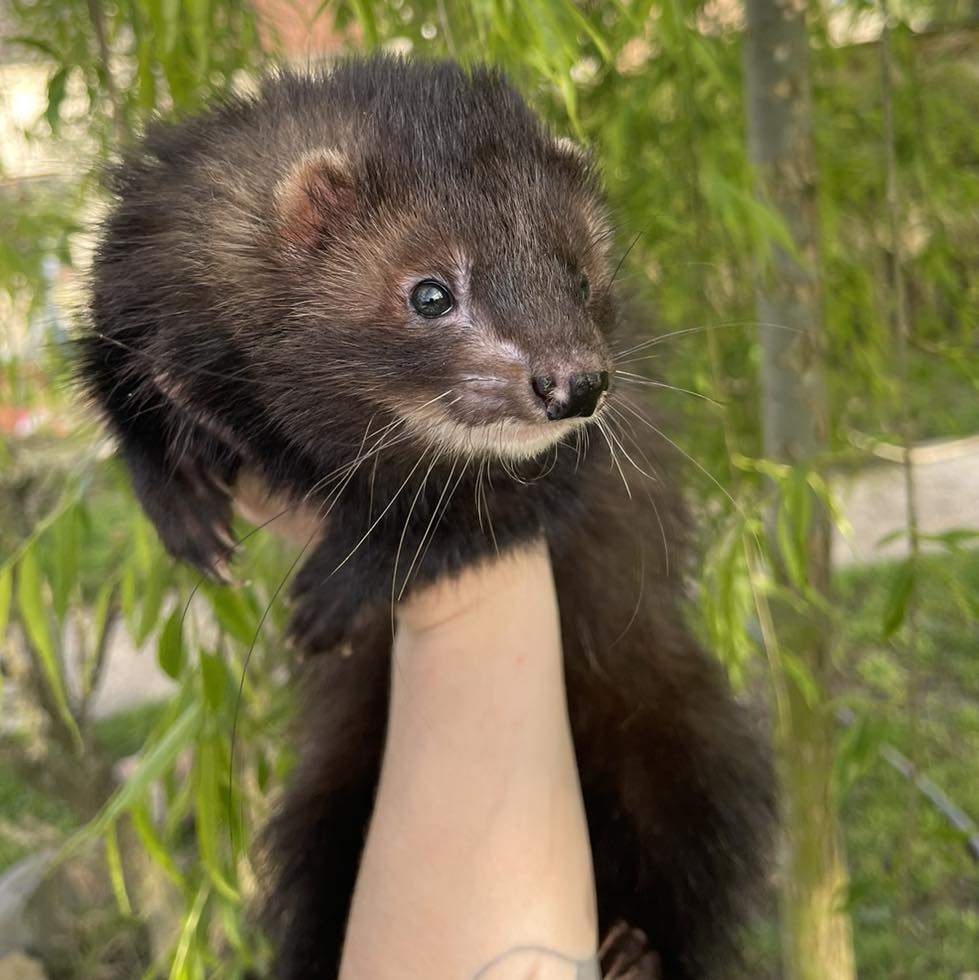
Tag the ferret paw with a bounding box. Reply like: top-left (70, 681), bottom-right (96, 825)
top-left (146, 462), bottom-right (237, 583)
top-left (287, 554), bottom-right (383, 654)
top-left (599, 923), bottom-right (660, 979)
top-left (287, 588), bottom-right (355, 655)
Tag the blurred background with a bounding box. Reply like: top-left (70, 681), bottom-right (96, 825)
top-left (0, 0), bottom-right (976, 977)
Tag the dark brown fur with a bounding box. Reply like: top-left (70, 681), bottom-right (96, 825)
top-left (78, 56), bottom-right (773, 979)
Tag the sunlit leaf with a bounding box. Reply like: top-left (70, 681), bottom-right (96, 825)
top-left (195, 735), bottom-right (239, 901)
top-left (882, 557), bottom-right (916, 639)
top-left (200, 649), bottom-right (229, 712)
top-left (158, 607), bottom-right (185, 680)
top-left (62, 699), bottom-right (202, 858)
top-left (105, 821), bottom-right (133, 917)
top-left (0, 564), bottom-right (12, 642)
top-left (203, 585), bottom-right (256, 646)
top-left (16, 546), bottom-right (82, 750)
top-left (137, 559), bottom-right (170, 645)
top-left (44, 66), bottom-right (69, 132)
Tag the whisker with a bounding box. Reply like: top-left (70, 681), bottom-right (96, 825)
top-left (595, 416), bottom-right (632, 500)
top-left (614, 397), bottom-right (761, 554)
top-left (402, 453), bottom-right (472, 599)
top-left (391, 447), bottom-right (443, 630)
top-left (609, 541), bottom-right (645, 649)
top-left (479, 461), bottom-right (499, 554)
top-left (226, 409), bottom-right (398, 853)
top-left (614, 372), bottom-right (723, 408)
top-left (604, 407), bottom-right (671, 575)
top-left (602, 409), bottom-right (659, 484)
top-left (613, 319), bottom-right (801, 360)
top-left (397, 454), bottom-right (461, 600)
top-left (606, 210), bottom-right (668, 292)
top-left (330, 446), bottom-right (435, 576)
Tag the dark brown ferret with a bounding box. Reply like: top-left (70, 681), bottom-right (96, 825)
top-left (78, 56), bottom-right (773, 979)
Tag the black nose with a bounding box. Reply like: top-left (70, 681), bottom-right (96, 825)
top-left (532, 371), bottom-right (609, 421)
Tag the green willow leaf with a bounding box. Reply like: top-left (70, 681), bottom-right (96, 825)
top-left (5, 35), bottom-right (63, 59)
top-left (168, 883), bottom-right (210, 980)
top-left (48, 505), bottom-right (79, 623)
top-left (556, 0), bottom-right (611, 62)
top-left (199, 650), bottom-right (228, 712)
top-left (137, 559), bottom-right (169, 646)
top-left (44, 66), bottom-right (69, 132)
top-left (61, 699), bottom-right (203, 860)
top-left (203, 585), bottom-right (256, 646)
top-left (105, 821), bottom-right (134, 917)
top-left (131, 801), bottom-right (186, 890)
top-left (158, 607), bottom-right (185, 680)
top-left (0, 564), bottom-right (12, 641)
top-left (781, 650), bottom-right (819, 709)
top-left (16, 546), bottom-right (81, 750)
top-left (348, 0), bottom-right (379, 48)
top-left (195, 735), bottom-right (239, 901)
top-left (882, 558), bottom-right (916, 639)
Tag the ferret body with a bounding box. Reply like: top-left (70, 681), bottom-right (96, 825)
top-left (79, 57), bottom-right (772, 979)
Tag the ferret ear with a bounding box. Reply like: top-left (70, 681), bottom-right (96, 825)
top-left (551, 136), bottom-right (592, 170)
top-left (274, 149), bottom-right (356, 249)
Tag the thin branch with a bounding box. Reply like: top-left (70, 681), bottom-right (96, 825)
top-left (879, 0), bottom-right (924, 959)
top-left (85, 0), bottom-right (125, 140)
top-left (837, 708), bottom-right (979, 864)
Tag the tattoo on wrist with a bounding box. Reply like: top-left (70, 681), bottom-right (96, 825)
top-left (471, 944), bottom-right (600, 979)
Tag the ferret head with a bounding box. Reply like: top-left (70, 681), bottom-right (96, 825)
top-left (265, 61), bottom-right (617, 463)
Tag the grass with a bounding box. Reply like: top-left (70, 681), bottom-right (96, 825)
top-left (836, 548), bottom-right (979, 979)
top-left (741, 547), bottom-right (979, 978)
top-left (0, 764), bottom-right (75, 872)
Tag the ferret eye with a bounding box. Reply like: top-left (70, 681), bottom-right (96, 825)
top-left (410, 280), bottom-right (454, 318)
top-left (578, 273), bottom-right (591, 302)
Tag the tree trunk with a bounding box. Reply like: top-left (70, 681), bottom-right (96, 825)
top-left (742, 1), bottom-right (857, 978)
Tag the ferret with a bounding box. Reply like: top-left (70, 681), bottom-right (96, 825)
top-left (78, 56), bottom-right (773, 979)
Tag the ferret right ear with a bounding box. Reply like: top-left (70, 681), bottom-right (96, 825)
top-left (275, 149), bottom-right (356, 249)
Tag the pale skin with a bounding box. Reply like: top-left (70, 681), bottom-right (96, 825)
top-left (235, 476), bottom-right (599, 979)
top-left (340, 541), bottom-right (599, 980)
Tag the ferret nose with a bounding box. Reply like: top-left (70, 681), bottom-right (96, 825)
top-left (532, 371), bottom-right (609, 421)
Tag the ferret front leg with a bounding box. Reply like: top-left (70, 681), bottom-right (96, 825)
top-left (286, 502), bottom-right (470, 654)
top-left (111, 399), bottom-right (240, 582)
top-left (288, 533), bottom-right (393, 654)
top-left (130, 448), bottom-right (238, 582)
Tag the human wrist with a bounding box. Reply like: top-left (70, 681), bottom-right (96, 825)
top-left (394, 538), bottom-right (554, 644)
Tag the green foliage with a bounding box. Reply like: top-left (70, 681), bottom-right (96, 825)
top-left (0, 0), bottom-right (976, 976)
top-left (1, 445), bottom-right (296, 975)
top-left (733, 549), bottom-right (979, 980)
top-left (837, 549), bottom-right (979, 979)
top-left (6, 0), bottom-right (262, 136)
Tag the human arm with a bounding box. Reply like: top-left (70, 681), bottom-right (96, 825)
top-left (339, 541), bottom-right (599, 979)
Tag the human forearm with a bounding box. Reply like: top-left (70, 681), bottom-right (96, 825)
top-left (339, 542), bottom-right (597, 979)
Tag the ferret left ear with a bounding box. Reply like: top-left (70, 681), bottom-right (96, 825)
top-left (274, 149), bottom-right (356, 249)
top-left (551, 136), bottom-right (592, 170)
